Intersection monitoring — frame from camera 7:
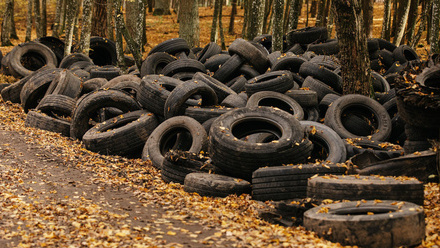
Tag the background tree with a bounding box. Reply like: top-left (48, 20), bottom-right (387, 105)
top-left (1, 0), bottom-right (14, 46)
top-left (406, 0), bottom-right (419, 44)
top-left (244, 0), bottom-right (265, 40)
top-left (288, 0), bottom-right (302, 30)
top-left (362, 0), bottom-right (373, 38)
top-left (394, 0), bottom-right (411, 46)
top-left (315, 0), bottom-right (326, 26)
top-left (179, 0), bottom-right (200, 48)
top-left (332, 0), bottom-right (371, 95)
top-left (153, 0), bottom-right (171, 15)
top-left (25, 0), bottom-right (33, 41)
top-left (79, 0), bottom-right (93, 55)
top-left (381, 0), bottom-right (392, 40)
top-left (34, 0), bottom-right (43, 38)
top-left (228, 0), bottom-right (237, 34)
top-left (42, 0), bottom-right (47, 37)
top-left (91, 0), bottom-right (108, 37)
top-left (52, 0), bottom-right (65, 38)
top-left (64, 0), bottom-right (79, 56)
top-left (431, 0), bottom-right (440, 53)
top-left (9, 0), bottom-right (18, 40)
top-left (272, 0), bottom-right (284, 51)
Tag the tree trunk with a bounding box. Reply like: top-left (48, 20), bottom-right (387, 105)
top-left (148, 0), bottom-right (154, 12)
top-left (362, 0), bottom-right (373, 38)
top-left (391, 0), bottom-right (398, 38)
top-left (179, 0), bottom-right (200, 48)
top-left (283, 0), bottom-right (291, 32)
top-left (79, 0), bottom-right (93, 55)
top-left (34, 0), bottom-right (43, 38)
top-left (381, 0), bottom-right (392, 40)
top-left (310, 0), bottom-right (318, 17)
top-left (394, 0), bottom-right (411, 46)
top-left (315, 0), bottom-right (326, 26)
top-left (41, 0), bottom-right (47, 37)
top-left (326, 0), bottom-right (334, 37)
top-left (218, 0), bottom-right (226, 49)
top-left (92, 0), bottom-right (108, 37)
top-left (114, 0), bottom-right (125, 69)
top-left (9, 0), bottom-right (18, 40)
top-left (229, 0), bottom-right (237, 34)
top-left (64, 0), bottom-right (79, 57)
top-left (288, 0), bottom-right (302, 30)
top-left (107, 0), bottom-right (114, 40)
top-left (25, 0), bottom-right (33, 42)
top-left (52, 0), bottom-right (63, 37)
top-left (262, 0), bottom-right (273, 34)
top-left (272, 0), bottom-right (284, 51)
top-left (153, 0), bottom-right (171, 15)
top-left (60, 0), bottom-right (67, 34)
top-left (332, 0), bottom-right (371, 96)
top-left (431, 0), bottom-right (440, 53)
top-left (242, 0), bottom-right (250, 37)
top-left (211, 0), bottom-right (220, 42)
top-left (245, 0), bottom-right (265, 40)
top-left (1, 0), bottom-right (14, 46)
top-left (323, 0), bottom-right (331, 26)
top-left (411, 0), bottom-right (430, 48)
top-left (406, 0), bottom-right (419, 44)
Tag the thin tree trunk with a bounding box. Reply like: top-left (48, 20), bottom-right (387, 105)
top-left (9, 0), bottom-right (18, 39)
top-left (52, 0), bottom-right (62, 37)
top-left (179, 0), bottom-right (200, 48)
top-left (310, 0), bottom-right (318, 17)
top-left (288, 0), bottom-right (302, 30)
top-left (148, 0), bottom-right (154, 12)
top-left (107, 0), bottom-right (114, 40)
top-left (326, 1), bottom-right (334, 37)
top-left (306, 0), bottom-right (309, 26)
top-left (362, 0), bottom-right (373, 38)
top-left (1, 0), bottom-right (14, 46)
top-left (140, 0), bottom-right (147, 51)
top-left (115, 0), bottom-right (125, 69)
top-left (431, 0), bottom-right (440, 53)
top-left (211, 0), bottom-right (220, 42)
top-left (218, 0), bottom-right (226, 49)
top-left (60, 0), bottom-right (67, 33)
top-left (64, 0), bottom-right (79, 57)
top-left (391, 0), bottom-right (398, 38)
top-left (25, 0), bottom-right (33, 42)
top-left (245, 0), bottom-right (265, 40)
top-left (79, 0), bottom-right (93, 55)
top-left (272, 0), bottom-right (284, 51)
top-left (381, 0), bottom-right (392, 40)
top-left (41, 0), bottom-right (47, 37)
top-left (229, 0), bottom-right (237, 34)
top-left (332, 0), bottom-right (371, 96)
top-left (262, 0), bottom-right (273, 34)
top-left (315, 0), bottom-right (326, 26)
top-left (73, 0), bottom-right (81, 43)
top-left (242, 0), bottom-right (250, 38)
top-left (283, 0), bottom-right (292, 33)
top-left (92, 0), bottom-right (108, 37)
top-left (34, 0), bottom-right (43, 38)
top-left (323, 0), bottom-right (331, 26)
top-left (153, 0), bottom-right (171, 15)
top-left (394, 0), bottom-right (411, 46)
top-left (411, 0), bottom-right (430, 48)
top-left (406, 0), bottom-right (419, 44)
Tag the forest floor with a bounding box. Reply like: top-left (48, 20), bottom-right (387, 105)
top-left (0, 4), bottom-right (439, 247)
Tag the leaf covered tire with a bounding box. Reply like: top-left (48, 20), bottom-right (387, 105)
top-left (25, 110), bottom-right (71, 136)
top-left (303, 200), bottom-right (425, 248)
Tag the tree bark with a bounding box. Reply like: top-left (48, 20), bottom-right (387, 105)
top-left (315, 0), bottom-right (326, 26)
top-left (283, 0), bottom-right (291, 32)
top-left (114, 0), bottom-right (125, 69)
top-left (211, 0), bottom-right (220, 42)
top-left (431, 0), bottom-right (440, 53)
top-left (262, 0), bottom-right (273, 34)
top-left (60, 0), bottom-right (67, 34)
top-left (394, 0), bottom-right (411, 46)
top-left (245, 0), bottom-right (265, 40)
top-left (332, 0), bottom-right (371, 96)
top-left (92, 0), bottom-right (108, 37)
top-left (272, 0), bottom-right (284, 51)
top-left (64, 0), bottom-right (79, 57)
top-left (153, 0), bottom-right (171, 15)
top-left (34, 0), bottom-right (43, 38)
top-left (218, 0), bottom-right (226, 49)
top-left (381, 0), bottom-right (392, 40)
top-left (229, 0), bottom-right (237, 34)
top-left (79, 0), bottom-right (93, 55)
top-left (362, 0), bottom-right (373, 38)
top-left (179, 0), bottom-right (200, 48)
top-left (391, 0), bottom-right (398, 38)
top-left (52, 0), bottom-right (63, 37)
top-left (406, 0), bottom-right (419, 44)
top-left (242, 0), bottom-right (250, 38)
top-left (25, 0), bottom-right (33, 42)
top-left (1, 0), bottom-right (14, 46)
top-left (288, 0), bottom-right (302, 30)
top-left (41, 0), bottom-right (47, 37)
top-left (106, 0), bottom-right (114, 40)
top-left (148, 0), bottom-right (154, 12)
top-left (9, 0), bottom-right (18, 40)
top-left (411, 0), bottom-right (430, 48)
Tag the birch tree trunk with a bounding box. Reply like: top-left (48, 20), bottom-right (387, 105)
top-left (52, 0), bottom-right (63, 37)
top-left (1, 0), bottom-right (14, 46)
top-left (211, 0), bottom-right (220, 42)
top-left (92, 0), bottom-right (108, 37)
top-left (114, 0), bottom-right (125, 68)
top-left (229, 0), bottom-right (237, 34)
top-left (79, 0), bottom-right (93, 55)
top-left (245, 0), bottom-right (265, 40)
top-left (153, 0), bottom-right (171, 15)
top-left (362, 0), bottom-right (373, 38)
top-left (64, 0), bottom-right (79, 57)
top-left (180, 0), bottom-right (200, 48)
top-left (25, 0), bottom-right (33, 42)
top-left (60, 0), bottom-right (67, 34)
top-left (34, 0), bottom-right (43, 38)
top-left (394, 0), bottom-right (411, 46)
top-left (272, 0), bottom-right (284, 52)
top-left (288, 0), bottom-right (302, 30)
top-left (332, 0), bottom-right (371, 96)
top-left (42, 0), bottom-right (47, 37)
top-left (381, 0), bottom-right (391, 40)
top-left (431, 0), bottom-right (440, 53)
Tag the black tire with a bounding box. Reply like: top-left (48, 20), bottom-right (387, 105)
top-left (307, 175), bottom-right (424, 204)
top-left (378, 49), bottom-right (394, 68)
top-left (324, 94), bottom-right (392, 141)
top-left (88, 37), bottom-right (117, 66)
top-left (140, 52), bottom-right (176, 77)
top-left (302, 76), bottom-right (340, 102)
top-left (25, 110), bottom-right (71, 136)
top-left (59, 53), bottom-right (93, 69)
top-left (371, 71), bottom-right (391, 93)
top-left (68, 60), bottom-right (95, 71)
top-left (164, 79), bottom-right (218, 119)
top-left (403, 140), bottom-right (433, 154)
top-left (225, 76), bottom-right (247, 93)
top-left (209, 107), bottom-right (306, 180)
top-left (148, 38), bottom-right (190, 56)
top-left (70, 89), bottom-right (141, 140)
top-left (303, 107), bottom-right (320, 121)
top-left (90, 67), bottom-right (121, 81)
top-left (184, 106), bottom-right (233, 123)
top-left (373, 38), bottom-right (397, 52)
top-left (193, 72), bottom-right (236, 102)
top-left (306, 40), bottom-right (339, 55)
top-left (284, 89), bottom-right (318, 108)
top-left (271, 55), bottom-right (307, 73)
top-left (308, 55), bottom-right (340, 71)
top-left (245, 70), bottom-right (294, 96)
top-left (301, 121), bottom-right (346, 163)
top-left (396, 95), bottom-right (440, 128)
top-left (8, 42), bottom-right (58, 78)
top-left (404, 124), bottom-right (439, 141)
top-left (45, 69), bottom-right (82, 99)
top-left (318, 93), bottom-right (340, 117)
top-left (197, 42), bottom-right (222, 63)
top-left (246, 91), bottom-right (304, 120)
top-left (204, 53), bottom-right (231, 73)
top-left (393, 44), bottom-right (419, 64)
top-left (299, 61), bottom-right (342, 93)
top-left (1, 70), bottom-right (39, 103)
top-left (34, 36), bottom-right (65, 65)
top-left (220, 93), bottom-right (247, 108)
top-left (303, 200), bottom-right (425, 248)
top-left (83, 110), bottom-right (158, 156)
top-left (81, 78), bottom-right (107, 94)
top-left (228, 38), bottom-right (269, 74)
top-left (161, 59), bottom-right (207, 77)
top-left (184, 173), bottom-right (251, 197)
top-left (20, 68), bottom-right (63, 112)
top-left (286, 27), bottom-right (328, 46)
top-left (384, 61), bottom-right (407, 75)
top-left (212, 54), bottom-right (245, 83)
top-left (251, 163), bottom-right (347, 201)
top-left (102, 74), bottom-right (141, 89)
top-left (286, 43), bottom-right (305, 55)
top-left (142, 116), bottom-right (208, 169)
top-left (36, 94), bottom-right (76, 117)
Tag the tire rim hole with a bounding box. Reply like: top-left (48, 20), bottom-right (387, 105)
top-left (341, 106), bottom-right (379, 136)
top-left (231, 118), bottom-right (282, 140)
top-left (159, 128), bottom-right (193, 155)
top-left (257, 98), bottom-right (295, 115)
top-left (21, 52), bottom-right (46, 71)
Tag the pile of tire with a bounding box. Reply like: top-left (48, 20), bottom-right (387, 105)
top-left (1, 31), bottom-right (432, 248)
